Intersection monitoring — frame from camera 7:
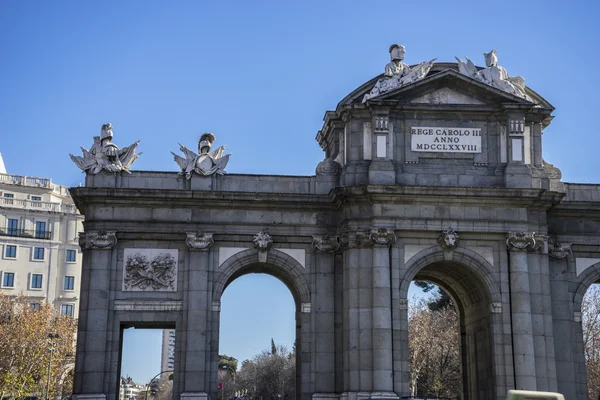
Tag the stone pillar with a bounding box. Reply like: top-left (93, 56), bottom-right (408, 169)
top-left (181, 233), bottom-right (214, 400)
top-left (73, 231), bottom-right (118, 400)
top-left (311, 236), bottom-right (339, 394)
top-left (506, 232), bottom-right (538, 391)
top-left (369, 229), bottom-right (396, 393)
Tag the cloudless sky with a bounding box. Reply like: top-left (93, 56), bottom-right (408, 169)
top-left (2, 0), bottom-right (599, 385)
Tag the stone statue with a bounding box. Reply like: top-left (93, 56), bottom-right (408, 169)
top-left (363, 44), bottom-right (436, 102)
top-left (70, 123), bottom-right (141, 174)
top-left (384, 44), bottom-right (410, 78)
top-left (172, 132), bottom-right (231, 179)
top-left (455, 50), bottom-right (530, 100)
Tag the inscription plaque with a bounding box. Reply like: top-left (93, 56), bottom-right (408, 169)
top-left (411, 127), bottom-right (482, 153)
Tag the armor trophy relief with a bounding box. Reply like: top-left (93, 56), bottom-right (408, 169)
top-left (70, 123), bottom-right (142, 174)
top-left (171, 132), bottom-right (231, 178)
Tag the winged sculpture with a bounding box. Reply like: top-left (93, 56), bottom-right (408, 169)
top-left (172, 132), bottom-right (230, 179)
top-left (70, 123), bottom-right (141, 174)
top-left (455, 49), bottom-right (530, 100)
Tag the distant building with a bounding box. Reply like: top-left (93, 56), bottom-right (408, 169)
top-left (161, 329), bottom-right (175, 372)
top-left (119, 376), bottom-right (146, 400)
top-left (0, 155), bottom-right (84, 316)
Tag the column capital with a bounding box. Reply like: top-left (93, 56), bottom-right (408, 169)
top-left (185, 232), bottom-right (214, 251)
top-left (79, 231), bottom-right (117, 250)
top-left (312, 235), bottom-right (340, 253)
top-left (369, 228), bottom-right (396, 246)
top-left (506, 232), bottom-right (545, 252)
top-left (341, 230), bottom-right (371, 249)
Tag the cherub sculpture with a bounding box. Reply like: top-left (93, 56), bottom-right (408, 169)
top-left (455, 49), bottom-right (530, 100)
top-left (70, 123), bottom-right (141, 174)
top-left (172, 132), bottom-right (231, 179)
top-left (363, 44), bottom-right (437, 102)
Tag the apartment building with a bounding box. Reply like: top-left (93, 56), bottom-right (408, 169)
top-left (161, 329), bottom-right (176, 373)
top-left (0, 154), bottom-right (84, 316)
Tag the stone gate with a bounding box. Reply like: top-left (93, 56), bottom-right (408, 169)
top-left (70, 46), bottom-right (600, 400)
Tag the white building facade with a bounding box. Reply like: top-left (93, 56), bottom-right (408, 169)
top-left (161, 329), bottom-right (176, 373)
top-left (0, 158), bottom-right (84, 316)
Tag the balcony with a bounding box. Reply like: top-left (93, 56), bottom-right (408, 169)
top-left (0, 198), bottom-right (78, 214)
top-left (0, 228), bottom-right (52, 240)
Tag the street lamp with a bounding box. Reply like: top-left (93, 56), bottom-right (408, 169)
top-left (221, 365), bottom-right (235, 400)
top-left (144, 370), bottom-right (173, 400)
top-left (46, 333), bottom-right (59, 400)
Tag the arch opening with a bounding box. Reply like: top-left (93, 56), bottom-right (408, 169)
top-left (405, 258), bottom-right (498, 400)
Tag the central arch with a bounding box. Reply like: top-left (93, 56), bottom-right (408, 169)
top-left (211, 249), bottom-right (312, 400)
top-left (399, 246), bottom-right (504, 399)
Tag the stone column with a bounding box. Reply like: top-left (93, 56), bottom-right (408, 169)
top-left (369, 228), bottom-right (396, 393)
top-left (311, 236), bottom-right (339, 394)
top-left (181, 233), bottom-right (214, 400)
top-left (506, 232), bottom-right (538, 391)
top-left (73, 231), bottom-right (118, 400)
top-left (341, 230), bottom-right (369, 393)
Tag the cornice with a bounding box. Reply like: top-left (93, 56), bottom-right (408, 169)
top-left (330, 185), bottom-right (565, 210)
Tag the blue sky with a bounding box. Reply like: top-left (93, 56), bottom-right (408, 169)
top-left (1, 0), bottom-right (599, 385)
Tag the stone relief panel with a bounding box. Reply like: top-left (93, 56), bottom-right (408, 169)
top-left (122, 249), bottom-right (178, 292)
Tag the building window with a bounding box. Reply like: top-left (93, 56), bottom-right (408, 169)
top-left (5, 245), bottom-right (16, 258)
top-left (3, 193), bottom-right (14, 198)
top-left (7, 218), bottom-right (18, 235)
top-left (2, 272), bottom-right (15, 287)
top-left (35, 221), bottom-right (47, 239)
top-left (31, 274), bottom-right (43, 289)
top-left (66, 249), bottom-right (76, 262)
top-left (31, 196), bottom-right (42, 201)
top-left (33, 247), bottom-right (44, 260)
top-left (61, 304), bottom-right (74, 317)
top-left (64, 276), bottom-right (75, 291)
top-left (30, 303), bottom-right (40, 310)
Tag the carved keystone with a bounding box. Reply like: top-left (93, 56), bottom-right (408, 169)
top-left (438, 227), bottom-right (459, 250)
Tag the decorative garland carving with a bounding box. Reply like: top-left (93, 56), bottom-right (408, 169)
top-left (312, 235), bottom-right (340, 253)
top-left (438, 227), bottom-right (459, 250)
top-left (185, 232), bottom-right (214, 251)
top-left (369, 228), bottom-right (396, 246)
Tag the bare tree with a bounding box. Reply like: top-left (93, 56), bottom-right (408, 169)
top-left (0, 293), bottom-right (77, 400)
top-left (408, 296), bottom-right (461, 399)
top-left (234, 344), bottom-right (295, 399)
top-left (583, 284), bottom-right (600, 399)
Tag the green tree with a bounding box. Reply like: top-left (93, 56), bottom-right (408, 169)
top-left (218, 354), bottom-right (238, 372)
top-left (271, 338), bottom-right (277, 355)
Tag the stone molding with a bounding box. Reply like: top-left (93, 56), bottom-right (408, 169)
top-left (114, 300), bottom-right (183, 311)
top-left (369, 228), bottom-right (396, 246)
top-left (185, 232), bottom-right (214, 251)
top-left (574, 311), bottom-right (582, 323)
top-left (438, 227), bottom-right (459, 250)
top-left (506, 232), bottom-right (545, 252)
top-left (79, 231), bottom-right (117, 250)
top-left (548, 238), bottom-right (572, 259)
top-left (211, 301), bottom-right (221, 312)
top-left (301, 303), bottom-right (311, 313)
top-left (312, 235), bottom-right (340, 253)
top-left (180, 393), bottom-right (209, 400)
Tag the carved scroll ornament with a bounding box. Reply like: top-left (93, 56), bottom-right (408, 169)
top-left (79, 231), bottom-right (117, 250)
top-left (312, 235), bottom-right (340, 253)
top-left (369, 228), bottom-right (396, 246)
top-left (506, 232), bottom-right (545, 252)
top-left (185, 232), bottom-right (214, 251)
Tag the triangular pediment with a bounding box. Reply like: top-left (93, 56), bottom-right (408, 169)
top-left (338, 66), bottom-right (554, 110)
top-left (409, 87), bottom-right (486, 105)
top-left (371, 69), bottom-right (534, 106)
